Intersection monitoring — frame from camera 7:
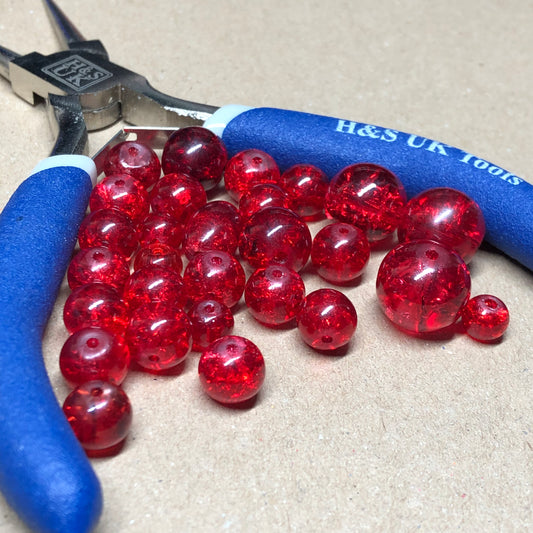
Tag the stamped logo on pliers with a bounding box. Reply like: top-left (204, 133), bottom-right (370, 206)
top-left (42, 54), bottom-right (112, 91)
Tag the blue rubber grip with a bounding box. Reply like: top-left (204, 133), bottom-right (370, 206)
top-left (222, 107), bottom-right (533, 271)
top-left (0, 163), bottom-right (102, 533)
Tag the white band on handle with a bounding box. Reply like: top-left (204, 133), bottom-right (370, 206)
top-left (203, 105), bottom-right (253, 137)
top-left (31, 155), bottom-right (98, 186)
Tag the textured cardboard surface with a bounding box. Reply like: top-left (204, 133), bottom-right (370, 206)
top-left (0, 1), bottom-right (532, 531)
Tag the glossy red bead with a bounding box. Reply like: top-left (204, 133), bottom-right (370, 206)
top-left (198, 335), bottom-right (265, 404)
top-left (183, 250), bottom-right (245, 308)
top-left (297, 288), bottom-right (358, 350)
top-left (461, 294), bottom-right (510, 342)
top-left (137, 213), bottom-right (185, 249)
top-left (161, 127), bottom-right (228, 191)
top-left (244, 264), bottom-right (305, 326)
top-left (133, 243), bottom-right (183, 274)
top-left (311, 222), bottom-right (370, 283)
top-left (126, 302), bottom-right (192, 372)
top-left (187, 299), bottom-right (235, 352)
top-left (224, 149), bottom-right (281, 200)
top-left (238, 183), bottom-right (290, 221)
top-left (398, 187), bottom-right (486, 263)
top-left (281, 163), bottom-right (329, 220)
top-left (63, 380), bottom-right (132, 456)
top-left (103, 140), bottom-right (161, 189)
top-left (239, 206), bottom-right (312, 272)
top-left (376, 240), bottom-right (471, 334)
top-left (67, 246), bottom-right (130, 290)
top-left (89, 173), bottom-right (149, 223)
top-left (60, 327), bottom-right (130, 387)
top-left (63, 282), bottom-right (129, 335)
top-left (325, 163), bottom-right (406, 242)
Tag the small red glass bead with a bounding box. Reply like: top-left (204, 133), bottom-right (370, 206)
top-left (63, 282), bottom-right (129, 335)
top-left (376, 240), bottom-right (471, 334)
top-left (89, 173), bottom-right (149, 223)
top-left (60, 327), bottom-right (130, 387)
top-left (281, 163), bottom-right (329, 220)
top-left (244, 264), bottom-right (305, 326)
top-left (150, 173), bottom-right (207, 224)
top-left (297, 289), bottom-right (358, 351)
top-left (187, 299), bottom-right (235, 352)
top-left (133, 243), bottom-right (183, 274)
top-left (126, 302), bottom-right (192, 372)
top-left (63, 380), bottom-right (132, 456)
top-left (183, 250), bottom-right (245, 308)
top-left (123, 265), bottom-right (187, 310)
top-left (398, 187), bottom-right (486, 263)
top-left (67, 246), bottom-right (130, 290)
top-left (325, 163), bottom-right (407, 242)
top-left (311, 222), bottom-right (370, 284)
top-left (224, 149), bottom-right (281, 200)
top-left (137, 213), bottom-right (185, 249)
top-left (239, 206), bottom-right (312, 272)
top-left (461, 294), bottom-right (510, 342)
top-left (103, 140), bottom-right (161, 189)
top-left (238, 183), bottom-right (290, 221)
top-left (161, 127), bottom-right (228, 191)
top-left (198, 335), bottom-right (266, 404)
top-left (78, 208), bottom-right (138, 260)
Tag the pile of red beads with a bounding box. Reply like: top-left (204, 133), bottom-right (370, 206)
top-left (59, 126), bottom-right (509, 456)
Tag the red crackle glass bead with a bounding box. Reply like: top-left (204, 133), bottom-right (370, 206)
top-left (63, 282), bottom-right (129, 335)
top-left (60, 327), bottom-right (130, 387)
top-left (296, 288), bottom-right (357, 351)
top-left (161, 127), bottom-right (228, 191)
top-left (150, 172), bottom-right (207, 224)
top-left (137, 213), bottom-right (185, 249)
top-left (133, 242), bottom-right (183, 274)
top-left (398, 187), bottom-right (486, 264)
top-left (376, 240), bottom-right (471, 334)
top-left (187, 299), bottom-right (235, 352)
top-left (126, 302), bottom-right (192, 372)
top-left (67, 246), bottom-right (130, 290)
top-left (244, 264), bottom-right (305, 326)
top-left (325, 163), bottom-right (407, 242)
top-left (239, 206), bottom-right (312, 272)
top-left (63, 380), bottom-right (132, 457)
top-left (182, 200), bottom-right (241, 260)
top-left (311, 222), bottom-right (370, 284)
top-left (224, 148), bottom-right (281, 200)
top-left (198, 335), bottom-right (266, 404)
top-left (238, 183), bottom-right (290, 221)
top-left (183, 250), bottom-right (245, 308)
top-left (281, 163), bottom-right (329, 220)
top-left (89, 173), bottom-right (149, 223)
top-left (461, 294), bottom-right (510, 342)
top-left (103, 140), bottom-right (161, 189)
top-left (78, 208), bottom-right (138, 260)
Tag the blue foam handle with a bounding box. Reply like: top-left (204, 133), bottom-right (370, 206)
top-left (221, 107), bottom-right (533, 271)
top-left (0, 159), bottom-right (102, 533)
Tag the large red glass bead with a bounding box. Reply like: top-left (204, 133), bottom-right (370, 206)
top-left (89, 173), bottom-right (149, 223)
top-left (198, 335), bottom-right (265, 404)
top-left (103, 141), bottom-right (161, 189)
top-left (161, 127), bottom-right (227, 191)
top-left (63, 282), bottom-right (129, 335)
top-left (311, 222), bottom-right (370, 283)
top-left (60, 327), bottom-right (130, 387)
top-left (461, 294), bottom-right (509, 342)
top-left (376, 240), bottom-right (471, 334)
top-left (224, 149), bottom-right (281, 200)
top-left (67, 246), bottom-right (130, 290)
top-left (281, 163), bottom-right (329, 220)
top-left (398, 187), bottom-right (486, 263)
top-left (325, 163), bottom-right (406, 242)
top-left (187, 299), bottom-right (235, 352)
top-left (238, 183), bottom-right (290, 221)
top-left (183, 250), bottom-right (245, 308)
top-left (297, 289), bottom-right (357, 351)
top-left (126, 302), bottom-right (192, 372)
top-left (137, 213), bottom-right (185, 249)
top-left (78, 208), bottom-right (138, 260)
top-left (63, 380), bottom-right (132, 456)
top-left (239, 206), bottom-right (312, 272)
top-left (150, 173), bottom-right (207, 224)
top-left (244, 264), bottom-right (305, 326)
top-left (133, 243), bottom-right (183, 274)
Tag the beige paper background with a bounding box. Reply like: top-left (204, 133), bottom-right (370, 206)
top-left (1, 1), bottom-right (532, 531)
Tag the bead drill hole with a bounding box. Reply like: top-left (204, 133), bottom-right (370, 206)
top-left (271, 269), bottom-right (283, 278)
top-left (484, 298), bottom-right (498, 309)
top-left (426, 249), bottom-right (439, 260)
top-left (128, 146), bottom-right (139, 157)
top-left (204, 303), bottom-right (216, 313)
top-left (322, 335), bottom-right (333, 344)
top-left (91, 387), bottom-right (104, 397)
top-left (338, 227), bottom-right (349, 235)
top-left (149, 355), bottom-right (160, 362)
top-left (252, 156), bottom-right (263, 166)
top-left (93, 251), bottom-right (105, 261)
top-left (115, 179), bottom-right (125, 187)
top-left (86, 338), bottom-right (99, 348)
top-left (211, 256), bottom-right (223, 265)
